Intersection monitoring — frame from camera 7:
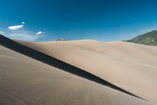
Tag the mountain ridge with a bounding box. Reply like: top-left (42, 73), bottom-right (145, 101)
top-left (55, 38), bottom-right (70, 41)
top-left (126, 30), bottom-right (157, 46)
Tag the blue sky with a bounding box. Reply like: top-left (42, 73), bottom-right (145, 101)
top-left (0, 0), bottom-right (157, 42)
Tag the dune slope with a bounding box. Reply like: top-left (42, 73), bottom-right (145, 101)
top-left (14, 39), bottom-right (157, 104)
top-left (0, 35), bottom-right (154, 105)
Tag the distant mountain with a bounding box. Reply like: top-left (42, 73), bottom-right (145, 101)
top-left (55, 38), bottom-right (70, 41)
top-left (126, 30), bottom-right (157, 46)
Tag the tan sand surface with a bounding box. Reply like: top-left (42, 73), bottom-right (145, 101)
top-left (14, 39), bottom-right (157, 104)
top-left (0, 36), bottom-right (154, 105)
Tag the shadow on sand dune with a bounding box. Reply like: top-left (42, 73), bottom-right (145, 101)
top-left (0, 35), bottom-right (145, 101)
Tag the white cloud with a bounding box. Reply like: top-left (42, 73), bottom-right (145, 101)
top-left (8, 25), bottom-right (24, 30)
top-left (22, 22), bottom-right (25, 24)
top-left (0, 31), bottom-right (4, 34)
top-left (36, 31), bottom-right (42, 35)
top-left (43, 32), bottom-right (45, 33)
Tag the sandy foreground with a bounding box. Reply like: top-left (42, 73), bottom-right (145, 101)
top-left (0, 35), bottom-right (156, 105)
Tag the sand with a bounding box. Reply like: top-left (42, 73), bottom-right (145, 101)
top-left (0, 35), bottom-right (156, 105)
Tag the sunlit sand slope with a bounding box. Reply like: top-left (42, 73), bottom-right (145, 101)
top-left (0, 35), bottom-right (154, 105)
top-left (15, 39), bottom-right (157, 104)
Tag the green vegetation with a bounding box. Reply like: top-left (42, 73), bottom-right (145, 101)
top-left (126, 30), bottom-right (157, 46)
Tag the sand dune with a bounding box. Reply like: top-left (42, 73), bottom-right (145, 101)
top-left (14, 39), bottom-right (157, 104)
top-left (0, 35), bottom-right (156, 105)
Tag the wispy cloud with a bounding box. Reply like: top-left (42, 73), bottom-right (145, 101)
top-left (8, 29), bottom-right (45, 41)
top-left (1, 26), bottom-right (45, 41)
top-left (9, 33), bottom-right (40, 41)
top-left (36, 31), bottom-right (42, 35)
top-left (0, 31), bottom-right (4, 34)
top-left (8, 25), bottom-right (24, 30)
top-left (3, 22), bottom-right (45, 41)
